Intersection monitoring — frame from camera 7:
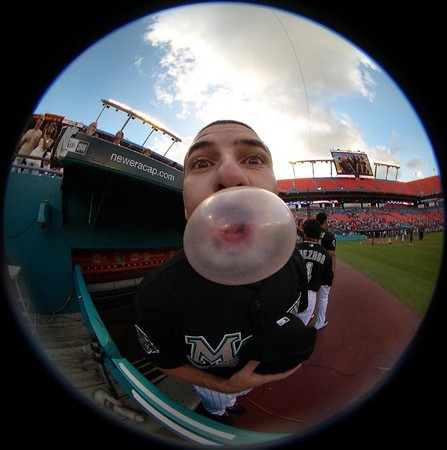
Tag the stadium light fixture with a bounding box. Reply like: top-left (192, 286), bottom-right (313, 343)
top-left (289, 160), bottom-right (299, 178)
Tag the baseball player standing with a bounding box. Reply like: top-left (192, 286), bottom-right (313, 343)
top-left (134, 120), bottom-right (313, 425)
top-left (315, 212), bottom-right (337, 329)
top-left (297, 219), bottom-right (333, 326)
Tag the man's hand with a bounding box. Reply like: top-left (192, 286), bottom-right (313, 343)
top-left (160, 360), bottom-right (302, 394)
top-left (221, 360), bottom-right (302, 393)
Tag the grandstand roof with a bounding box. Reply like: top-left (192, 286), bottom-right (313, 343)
top-left (278, 175), bottom-right (443, 205)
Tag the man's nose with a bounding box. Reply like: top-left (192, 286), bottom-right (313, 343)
top-left (214, 157), bottom-right (249, 191)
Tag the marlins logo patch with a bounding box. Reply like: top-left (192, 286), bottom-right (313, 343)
top-left (135, 325), bottom-right (160, 355)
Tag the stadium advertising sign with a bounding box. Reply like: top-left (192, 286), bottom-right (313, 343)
top-left (60, 132), bottom-right (183, 191)
top-left (331, 150), bottom-right (373, 177)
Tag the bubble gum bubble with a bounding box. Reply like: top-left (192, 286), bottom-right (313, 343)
top-left (183, 186), bottom-right (297, 285)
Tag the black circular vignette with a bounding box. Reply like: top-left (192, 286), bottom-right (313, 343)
top-left (3, 1), bottom-right (445, 448)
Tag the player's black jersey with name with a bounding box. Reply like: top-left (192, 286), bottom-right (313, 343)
top-left (296, 241), bottom-right (333, 291)
top-left (135, 247), bottom-right (309, 378)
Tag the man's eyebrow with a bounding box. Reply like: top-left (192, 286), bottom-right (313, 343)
top-left (186, 140), bottom-right (212, 158)
top-left (235, 138), bottom-right (271, 155)
top-left (186, 138), bottom-right (271, 160)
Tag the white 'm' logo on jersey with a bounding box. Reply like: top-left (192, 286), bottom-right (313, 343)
top-left (185, 333), bottom-right (251, 369)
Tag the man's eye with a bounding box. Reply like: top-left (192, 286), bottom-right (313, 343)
top-left (245, 155), bottom-right (264, 165)
top-left (191, 158), bottom-right (210, 169)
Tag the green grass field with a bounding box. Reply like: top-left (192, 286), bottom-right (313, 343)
top-left (336, 231), bottom-right (444, 316)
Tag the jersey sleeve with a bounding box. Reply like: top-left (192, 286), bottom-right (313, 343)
top-left (323, 231), bottom-right (337, 252)
top-left (134, 273), bottom-right (188, 369)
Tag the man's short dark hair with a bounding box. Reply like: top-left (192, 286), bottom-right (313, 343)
top-left (192, 120), bottom-right (271, 156)
top-left (316, 212), bottom-right (328, 225)
top-left (303, 219), bottom-right (322, 239)
top-left (197, 119), bottom-right (258, 136)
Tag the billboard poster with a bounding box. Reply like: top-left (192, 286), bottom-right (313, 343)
top-left (331, 150), bottom-right (373, 177)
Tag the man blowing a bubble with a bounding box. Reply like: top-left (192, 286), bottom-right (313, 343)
top-left (135, 120), bottom-right (316, 425)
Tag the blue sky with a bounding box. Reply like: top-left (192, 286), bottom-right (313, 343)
top-left (34, 2), bottom-right (438, 182)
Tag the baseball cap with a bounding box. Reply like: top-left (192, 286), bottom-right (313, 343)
top-left (237, 313), bottom-right (317, 374)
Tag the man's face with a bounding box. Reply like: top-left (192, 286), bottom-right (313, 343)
top-left (182, 123), bottom-right (278, 220)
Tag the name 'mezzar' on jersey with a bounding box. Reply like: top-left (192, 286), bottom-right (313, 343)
top-left (296, 241), bottom-right (333, 291)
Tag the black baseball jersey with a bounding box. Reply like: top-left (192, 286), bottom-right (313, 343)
top-left (134, 247), bottom-right (309, 378)
top-left (296, 241), bottom-right (333, 291)
top-left (318, 230), bottom-right (336, 253)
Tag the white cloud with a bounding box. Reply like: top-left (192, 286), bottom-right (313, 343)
top-left (406, 157), bottom-right (425, 178)
top-left (138, 3), bottom-right (402, 180)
